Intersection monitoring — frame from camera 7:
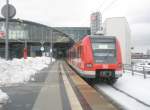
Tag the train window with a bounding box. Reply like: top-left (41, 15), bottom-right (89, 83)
top-left (77, 46), bottom-right (82, 58)
top-left (77, 47), bottom-right (79, 58)
top-left (73, 49), bottom-right (76, 59)
top-left (80, 46), bottom-right (83, 58)
top-left (79, 46), bottom-right (82, 57)
top-left (92, 42), bottom-right (116, 64)
top-left (94, 52), bottom-right (114, 57)
top-left (92, 43), bottom-right (115, 50)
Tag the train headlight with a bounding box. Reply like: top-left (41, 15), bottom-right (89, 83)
top-left (86, 63), bottom-right (93, 68)
top-left (115, 70), bottom-right (122, 78)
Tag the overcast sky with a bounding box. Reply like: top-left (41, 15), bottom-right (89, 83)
top-left (0, 0), bottom-right (150, 53)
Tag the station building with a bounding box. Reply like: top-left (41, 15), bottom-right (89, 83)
top-left (0, 18), bottom-right (72, 59)
top-left (0, 17), bottom-right (131, 64)
top-left (103, 17), bottom-right (131, 64)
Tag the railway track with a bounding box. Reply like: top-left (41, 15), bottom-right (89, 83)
top-left (62, 61), bottom-right (122, 110)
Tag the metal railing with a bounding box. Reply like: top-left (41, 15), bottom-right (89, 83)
top-left (122, 64), bottom-right (150, 79)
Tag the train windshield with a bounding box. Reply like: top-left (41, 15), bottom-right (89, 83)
top-left (91, 37), bottom-right (116, 64)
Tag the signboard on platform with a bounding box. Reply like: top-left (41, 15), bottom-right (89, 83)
top-left (1, 4), bottom-right (16, 18)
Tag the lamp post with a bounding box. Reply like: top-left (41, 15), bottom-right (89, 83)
top-left (50, 30), bottom-right (53, 63)
top-left (40, 27), bottom-right (45, 56)
top-left (1, 0), bottom-right (16, 60)
top-left (5, 0), bottom-right (9, 60)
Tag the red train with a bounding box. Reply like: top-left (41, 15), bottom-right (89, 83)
top-left (67, 35), bottom-right (122, 84)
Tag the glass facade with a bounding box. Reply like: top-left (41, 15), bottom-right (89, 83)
top-left (0, 19), bottom-right (69, 43)
top-left (0, 19), bottom-right (71, 58)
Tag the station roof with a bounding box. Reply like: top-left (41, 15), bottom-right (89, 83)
top-left (54, 27), bottom-right (90, 42)
top-left (0, 18), bottom-right (74, 44)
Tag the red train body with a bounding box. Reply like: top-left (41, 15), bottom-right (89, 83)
top-left (67, 35), bottom-right (122, 83)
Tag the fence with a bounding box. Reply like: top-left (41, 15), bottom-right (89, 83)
top-left (122, 64), bottom-right (150, 79)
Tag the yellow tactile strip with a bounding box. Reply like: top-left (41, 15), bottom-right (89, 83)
top-left (63, 62), bottom-right (118, 110)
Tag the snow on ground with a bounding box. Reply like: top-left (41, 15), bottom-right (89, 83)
top-left (132, 59), bottom-right (150, 64)
top-left (114, 71), bottom-right (150, 105)
top-left (97, 84), bottom-right (150, 110)
top-left (96, 71), bottom-right (150, 110)
top-left (0, 56), bottom-right (55, 104)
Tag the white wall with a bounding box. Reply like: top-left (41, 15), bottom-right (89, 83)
top-left (103, 17), bottom-right (131, 64)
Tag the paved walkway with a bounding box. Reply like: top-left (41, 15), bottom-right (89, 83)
top-left (32, 61), bottom-right (63, 110)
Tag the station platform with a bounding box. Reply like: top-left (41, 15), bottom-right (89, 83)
top-left (32, 60), bottom-right (119, 110)
top-left (32, 61), bottom-right (64, 110)
top-left (2, 60), bottom-right (119, 110)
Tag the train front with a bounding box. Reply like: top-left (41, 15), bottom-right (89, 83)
top-left (82, 35), bottom-right (122, 83)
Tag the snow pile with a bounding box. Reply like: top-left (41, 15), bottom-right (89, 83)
top-left (0, 57), bottom-right (54, 105)
top-left (0, 57), bottom-right (55, 85)
top-left (0, 89), bottom-right (9, 104)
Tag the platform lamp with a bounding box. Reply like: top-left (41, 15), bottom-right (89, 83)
top-left (17, 18), bottom-right (27, 59)
top-left (50, 30), bottom-right (53, 63)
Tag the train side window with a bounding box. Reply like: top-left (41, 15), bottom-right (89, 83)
top-left (77, 47), bottom-right (80, 58)
top-left (73, 49), bottom-right (75, 59)
top-left (81, 46), bottom-right (83, 58)
top-left (77, 48), bottom-right (78, 58)
top-left (78, 47), bottom-right (80, 58)
top-left (79, 46), bottom-right (82, 58)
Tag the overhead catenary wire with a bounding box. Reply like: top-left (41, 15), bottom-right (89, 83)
top-left (98, 0), bottom-right (109, 11)
top-left (100, 0), bottom-right (120, 14)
